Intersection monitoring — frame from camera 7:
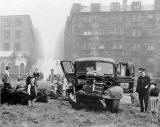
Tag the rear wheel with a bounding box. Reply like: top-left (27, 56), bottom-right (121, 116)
top-left (105, 99), bottom-right (120, 113)
top-left (69, 93), bottom-right (80, 110)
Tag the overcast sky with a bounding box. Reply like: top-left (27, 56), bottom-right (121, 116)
top-left (0, 0), bottom-right (154, 57)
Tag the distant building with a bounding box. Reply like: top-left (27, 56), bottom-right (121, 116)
top-left (64, 0), bottom-right (160, 74)
top-left (0, 15), bottom-right (39, 75)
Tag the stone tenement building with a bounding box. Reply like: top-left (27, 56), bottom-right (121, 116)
top-left (64, 0), bottom-right (160, 75)
top-left (0, 15), bottom-right (39, 75)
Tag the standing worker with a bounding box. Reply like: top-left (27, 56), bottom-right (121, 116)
top-left (33, 68), bottom-right (40, 80)
top-left (2, 66), bottom-right (12, 104)
top-left (48, 69), bottom-right (58, 96)
top-left (33, 68), bottom-right (40, 87)
top-left (136, 68), bottom-right (150, 112)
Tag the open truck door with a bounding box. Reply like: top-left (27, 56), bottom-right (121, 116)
top-left (116, 62), bottom-right (135, 93)
top-left (60, 61), bottom-right (80, 109)
top-left (60, 61), bottom-right (75, 82)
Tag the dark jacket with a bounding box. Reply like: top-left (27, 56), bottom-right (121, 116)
top-left (33, 72), bottom-right (40, 80)
top-left (150, 87), bottom-right (160, 97)
top-left (26, 76), bottom-right (34, 86)
top-left (2, 72), bottom-right (10, 83)
top-left (136, 75), bottom-right (150, 94)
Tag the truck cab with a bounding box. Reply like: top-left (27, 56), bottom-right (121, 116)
top-left (61, 57), bottom-right (135, 112)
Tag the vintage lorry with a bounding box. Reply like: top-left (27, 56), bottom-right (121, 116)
top-left (61, 57), bottom-right (135, 112)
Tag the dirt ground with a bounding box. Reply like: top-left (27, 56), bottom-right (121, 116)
top-left (0, 94), bottom-right (159, 127)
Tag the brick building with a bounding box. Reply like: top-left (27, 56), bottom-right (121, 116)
top-left (0, 15), bottom-right (39, 75)
top-left (64, 0), bottom-right (160, 75)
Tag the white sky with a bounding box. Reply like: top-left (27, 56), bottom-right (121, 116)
top-left (0, 0), bottom-right (154, 57)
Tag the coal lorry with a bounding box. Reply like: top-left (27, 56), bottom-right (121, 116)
top-left (61, 57), bottom-right (135, 112)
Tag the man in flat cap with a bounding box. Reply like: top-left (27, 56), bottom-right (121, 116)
top-left (136, 67), bottom-right (150, 112)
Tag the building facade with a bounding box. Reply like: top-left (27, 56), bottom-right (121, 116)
top-left (64, 0), bottom-right (160, 75)
top-left (0, 15), bottom-right (38, 75)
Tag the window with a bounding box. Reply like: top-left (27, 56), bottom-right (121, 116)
top-left (99, 45), bottom-right (104, 50)
top-left (15, 30), bottom-right (21, 39)
top-left (83, 31), bottom-right (92, 36)
top-left (4, 30), bottom-right (10, 40)
top-left (133, 15), bottom-right (141, 22)
top-left (96, 62), bottom-right (113, 74)
top-left (15, 18), bottom-right (22, 26)
top-left (131, 1), bottom-right (141, 10)
top-left (114, 16), bottom-right (122, 22)
top-left (93, 29), bottom-right (101, 35)
top-left (4, 42), bottom-right (10, 50)
top-left (88, 42), bottom-right (96, 49)
top-left (91, 15), bottom-right (98, 22)
top-left (111, 2), bottom-right (121, 11)
top-left (15, 42), bottom-right (21, 51)
top-left (133, 43), bottom-right (141, 51)
top-left (148, 14), bottom-right (154, 19)
top-left (83, 16), bottom-right (91, 23)
top-left (148, 14), bottom-right (154, 23)
top-left (3, 18), bottom-right (11, 27)
top-left (145, 43), bottom-right (154, 51)
top-left (113, 40), bottom-right (122, 49)
top-left (133, 29), bottom-right (141, 37)
top-left (114, 27), bottom-right (122, 35)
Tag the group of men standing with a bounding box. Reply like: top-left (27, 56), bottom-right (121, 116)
top-left (48, 69), bottom-right (69, 97)
top-left (1, 66), bottom-right (41, 106)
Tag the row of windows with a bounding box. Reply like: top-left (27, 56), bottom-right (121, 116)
top-left (81, 29), bottom-right (151, 36)
top-left (2, 18), bottom-right (22, 27)
top-left (80, 14), bottom-right (154, 24)
top-left (110, 1), bottom-right (141, 11)
top-left (3, 42), bottom-right (21, 51)
top-left (81, 42), bottom-right (154, 51)
top-left (4, 30), bottom-right (21, 40)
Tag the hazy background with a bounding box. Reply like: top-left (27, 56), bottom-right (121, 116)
top-left (0, 0), bottom-right (154, 58)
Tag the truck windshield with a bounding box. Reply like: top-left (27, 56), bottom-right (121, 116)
top-left (96, 62), bottom-right (113, 75)
top-left (76, 61), bottom-right (113, 75)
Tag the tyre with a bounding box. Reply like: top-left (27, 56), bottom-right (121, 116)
top-left (105, 99), bottom-right (120, 113)
top-left (69, 93), bottom-right (80, 110)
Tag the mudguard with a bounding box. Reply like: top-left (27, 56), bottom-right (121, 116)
top-left (102, 86), bottom-right (123, 99)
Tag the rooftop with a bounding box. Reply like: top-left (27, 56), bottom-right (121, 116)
top-left (80, 4), bottom-right (154, 12)
top-left (76, 57), bottom-right (115, 63)
top-left (0, 51), bottom-right (14, 57)
top-left (0, 15), bottom-right (30, 18)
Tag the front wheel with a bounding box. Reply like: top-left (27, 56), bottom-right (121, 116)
top-left (105, 99), bottom-right (120, 113)
top-left (69, 93), bottom-right (80, 110)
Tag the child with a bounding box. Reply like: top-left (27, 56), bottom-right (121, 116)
top-left (149, 82), bottom-right (160, 123)
top-left (63, 78), bottom-right (68, 97)
top-left (27, 77), bottom-right (37, 107)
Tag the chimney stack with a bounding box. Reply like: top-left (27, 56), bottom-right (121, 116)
top-left (155, 0), bottom-right (160, 10)
top-left (122, 0), bottom-right (128, 11)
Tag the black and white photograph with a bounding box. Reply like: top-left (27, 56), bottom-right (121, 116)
top-left (0, 0), bottom-right (160, 127)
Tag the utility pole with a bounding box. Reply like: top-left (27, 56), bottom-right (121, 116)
top-left (122, 0), bottom-right (128, 62)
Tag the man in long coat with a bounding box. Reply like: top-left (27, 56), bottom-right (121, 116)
top-left (136, 68), bottom-right (150, 112)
